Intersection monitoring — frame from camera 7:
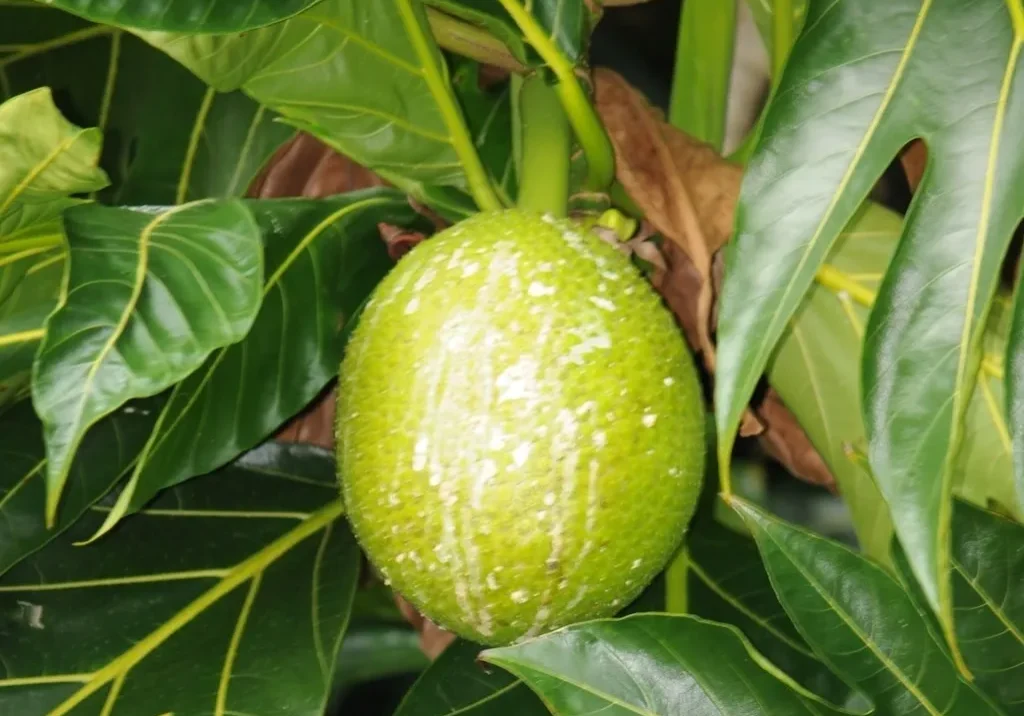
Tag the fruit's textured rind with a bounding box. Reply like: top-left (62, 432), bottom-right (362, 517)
top-left (338, 209), bottom-right (705, 645)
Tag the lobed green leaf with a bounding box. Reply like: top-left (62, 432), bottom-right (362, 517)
top-left (92, 190), bottom-right (414, 537)
top-left (0, 441), bottom-right (357, 716)
top-left (31, 200), bottom-right (263, 523)
top-left (733, 498), bottom-right (1001, 715)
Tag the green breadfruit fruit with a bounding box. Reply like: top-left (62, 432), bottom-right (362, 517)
top-left (338, 209), bottom-right (706, 645)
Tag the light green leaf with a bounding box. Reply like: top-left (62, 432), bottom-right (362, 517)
top-left (91, 190), bottom-right (415, 538)
top-left (138, 0), bottom-right (501, 210)
top-left (0, 88), bottom-right (107, 239)
top-left (733, 497), bottom-right (1001, 716)
top-left (766, 203), bottom-right (899, 562)
top-left (39, 0), bottom-right (322, 33)
top-left (769, 202), bottom-right (1020, 563)
top-left (0, 88), bottom-right (108, 407)
top-left (483, 614), bottom-right (849, 715)
top-left (894, 499), bottom-right (1024, 713)
top-left (395, 639), bottom-right (547, 715)
top-left (715, 0), bottom-right (1024, 651)
top-left (31, 200), bottom-right (263, 523)
top-left (0, 441), bottom-right (359, 716)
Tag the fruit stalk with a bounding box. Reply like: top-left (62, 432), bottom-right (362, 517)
top-left (495, 0), bottom-right (615, 191)
top-left (513, 73), bottom-right (571, 217)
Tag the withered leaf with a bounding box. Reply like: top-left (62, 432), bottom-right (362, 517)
top-left (593, 66), bottom-right (742, 369)
top-left (899, 139), bottom-right (927, 194)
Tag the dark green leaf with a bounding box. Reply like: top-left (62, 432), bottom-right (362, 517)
top-left (0, 88), bottom-right (107, 408)
top-left (715, 0), bottom-right (1024, 640)
top-left (91, 190), bottom-right (414, 537)
top-left (452, 60), bottom-right (517, 204)
top-left (0, 441), bottom-right (358, 716)
top-left (483, 614), bottom-right (848, 715)
top-left (894, 499), bottom-right (1024, 714)
top-left (396, 639), bottom-right (548, 716)
top-left (0, 398), bottom-right (158, 578)
top-left (0, 7), bottom-right (294, 206)
top-left (41, 0), bottom-right (322, 33)
top-left (333, 622), bottom-right (429, 691)
top-left (733, 498), bottom-right (1001, 715)
top-left (137, 0), bottom-right (500, 205)
top-left (32, 200), bottom-right (263, 522)
top-left (688, 517), bottom-right (850, 703)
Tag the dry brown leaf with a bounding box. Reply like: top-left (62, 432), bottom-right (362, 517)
top-left (756, 390), bottom-right (836, 491)
top-left (900, 139), bottom-right (927, 194)
top-left (394, 596), bottom-right (457, 660)
top-left (593, 66), bottom-right (742, 372)
top-left (379, 222), bottom-right (428, 261)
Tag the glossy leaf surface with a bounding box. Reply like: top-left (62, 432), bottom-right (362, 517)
top-left (894, 500), bottom-right (1024, 713)
top-left (484, 614), bottom-right (847, 715)
top-left (0, 442), bottom-right (357, 716)
top-left (0, 6), bottom-right (293, 206)
top-left (139, 0), bottom-right (498, 205)
top-left (32, 200), bottom-right (263, 521)
top-left (395, 640), bottom-right (547, 716)
top-left (688, 516), bottom-right (849, 703)
top-left (734, 498), bottom-right (1000, 715)
top-left (715, 0), bottom-right (1024, 636)
top-left (0, 88), bottom-right (108, 407)
top-left (333, 622), bottom-right (428, 693)
top-left (769, 202), bottom-right (1020, 562)
top-left (43, 0), bottom-right (321, 33)
top-left (0, 398), bottom-right (158, 578)
top-left (94, 190), bottom-right (413, 536)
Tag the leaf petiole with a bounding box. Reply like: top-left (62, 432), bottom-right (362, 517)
top-left (494, 0), bottom-right (615, 191)
top-left (513, 73), bottom-right (570, 217)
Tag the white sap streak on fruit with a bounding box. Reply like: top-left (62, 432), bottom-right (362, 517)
top-left (589, 296), bottom-right (616, 312)
top-left (404, 296), bottom-right (420, 315)
top-left (565, 459), bottom-right (601, 613)
top-left (465, 248), bottom-right (517, 636)
top-left (421, 308), bottom-right (473, 624)
top-left (565, 327), bottom-right (612, 366)
top-left (496, 357), bottom-right (539, 403)
top-left (528, 280), bottom-right (556, 297)
top-left (512, 442), bottom-right (531, 467)
top-left (643, 413), bottom-right (658, 428)
top-left (413, 435), bottom-right (429, 472)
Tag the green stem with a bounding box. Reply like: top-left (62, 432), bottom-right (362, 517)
top-left (0, 233), bottom-right (63, 255)
top-left (513, 74), bottom-right (571, 217)
top-left (668, 0), bottom-right (737, 151)
top-left (771, 0), bottom-right (794, 83)
top-left (397, 0), bottom-right (502, 212)
top-left (664, 547), bottom-right (689, 614)
top-left (426, 7), bottom-right (527, 74)
top-left (495, 0), bottom-right (615, 191)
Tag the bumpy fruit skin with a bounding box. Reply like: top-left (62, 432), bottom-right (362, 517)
top-left (337, 209), bottom-right (705, 645)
